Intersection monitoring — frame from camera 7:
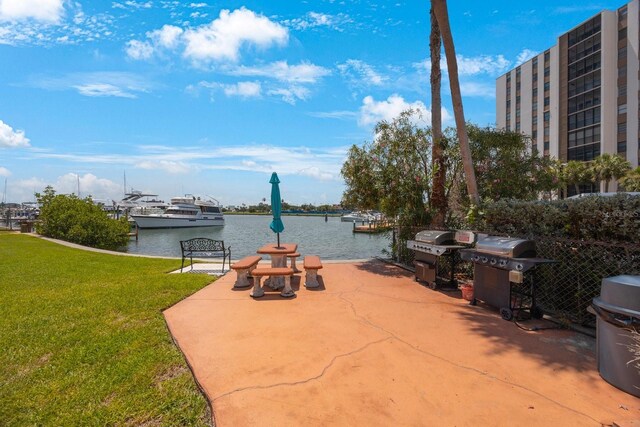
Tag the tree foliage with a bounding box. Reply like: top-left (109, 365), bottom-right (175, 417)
top-left (341, 113), bottom-right (557, 227)
top-left (341, 110), bottom-right (432, 226)
top-left (591, 153), bottom-right (631, 192)
top-left (35, 186), bottom-right (130, 250)
top-left (620, 167), bottom-right (640, 191)
top-left (452, 125), bottom-right (557, 203)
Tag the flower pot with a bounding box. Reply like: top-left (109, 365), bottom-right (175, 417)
top-left (460, 284), bottom-right (474, 301)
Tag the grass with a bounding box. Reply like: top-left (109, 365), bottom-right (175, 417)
top-left (0, 233), bottom-right (213, 426)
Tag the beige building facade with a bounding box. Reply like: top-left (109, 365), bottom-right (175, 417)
top-left (496, 1), bottom-right (639, 194)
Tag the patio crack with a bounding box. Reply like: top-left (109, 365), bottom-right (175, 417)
top-left (339, 292), bottom-right (603, 425)
top-left (211, 336), bottom-right (391, 402)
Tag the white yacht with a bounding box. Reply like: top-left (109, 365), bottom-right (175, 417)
top-left (131, 195), bottom-right (224, 229)
top-left (341, 211), bottom-right (376, 222)
top-left (117, 190), bottom-right (168, 216)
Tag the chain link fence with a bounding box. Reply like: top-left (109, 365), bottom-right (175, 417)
top-left (393, 226), bottom-right (640, 328)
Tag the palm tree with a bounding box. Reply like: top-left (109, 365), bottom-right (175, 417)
top-left (429, 7), bottom-right (447, 227)
top-left (431, 0), bottom-right (479, 206)
top-left (620, 167), bottom-right (640, 191)
top-left (562, 161), bottom-right (591, 196)
top-left (592, 154), bottom-right (631, 192)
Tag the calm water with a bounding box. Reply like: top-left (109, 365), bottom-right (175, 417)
top-left (126, 215), bottom-right (391, 260)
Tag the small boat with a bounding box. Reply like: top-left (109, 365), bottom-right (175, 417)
top-left (131, 195), bottom-right (224, 229)
top-left (341, 211), bottom-right (376, 222)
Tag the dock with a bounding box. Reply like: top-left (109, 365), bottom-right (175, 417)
top-left (352, 220), bottom-right (392, 234)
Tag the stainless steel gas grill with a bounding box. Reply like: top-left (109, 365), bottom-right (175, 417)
top-left (460, 236), bottom-right (555, 321)
top-left (407, 230), bottom-right (476, 290)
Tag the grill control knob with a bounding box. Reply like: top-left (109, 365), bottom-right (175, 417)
top-left (473, 255), bottom-right (480, 262)
top-left (481, 257), bottom-right (488, 264)
top-left (499, 260), bottom-right (508, 267)
top-left (490, 258), bottom-right (497, 265)
top-left (515, 263), bottom-right (524, 271)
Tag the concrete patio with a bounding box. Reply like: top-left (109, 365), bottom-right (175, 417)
top-left (164, 259), bottom-right (640, 426)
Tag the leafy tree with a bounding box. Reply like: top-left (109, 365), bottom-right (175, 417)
top-left (35, 186), bottom-right (130, 250)
top-left (341, 110), bottom-right (432, 226)
top-left (620, 167), bottom-right (640, 191)
top-left (592, 153), bottom-right (631, 192)
top-left (452, 125), bottom-right (558, 203)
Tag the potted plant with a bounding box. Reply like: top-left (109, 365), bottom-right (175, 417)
top-left (459, 281), bottom-right (474, 302)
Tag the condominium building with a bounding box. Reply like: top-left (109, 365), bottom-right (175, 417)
top-left (496, 0), bottom-right (639, 194)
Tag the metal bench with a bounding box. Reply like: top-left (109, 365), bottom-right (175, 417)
top-left (250, 267), bottom-right (295, 298)
top-left (303, 255), bottom-right (323, 288)
top-left (230, 255), bottom-right (263, 288)
top-left (180, 238), bottom-right (231, 273)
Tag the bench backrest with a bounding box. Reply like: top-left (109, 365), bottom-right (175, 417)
top-left (180, 238), bottom-right (226, 253)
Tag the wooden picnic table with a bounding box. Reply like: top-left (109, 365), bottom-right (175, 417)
top-left (257, 243), bottom-right (298, 290)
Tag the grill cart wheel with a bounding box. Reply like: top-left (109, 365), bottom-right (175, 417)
top-left (428, 281), bottom-right (438, 290)
top-left (531, 306), bottom-right (543, 319)
top-left (500, 307), bottom-right (513, 321)
top-left (470, 298), bottom-right (477, 306)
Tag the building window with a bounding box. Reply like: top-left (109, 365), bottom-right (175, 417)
top-left (619, 28), bottom-right (627, 40)
top-left (543, 111), bottom-right (550, 122)
top-left (544, 97), bottom-right (550, 106)
top-left (544, 81), bottom-right (550, 91)
top-left (544, 50), bottom-right (550, 62)
top-left (544, 66), bottom-right (550, 77)
top-left (618, 104), bottom-right (627, 114)
top-left (618, 122), bottom-right (627, 134)
top-left (619, 85), bottom-right (627, 96)
top-left (619, 66), bottom-right (627, 77)
top-left (617, 141), bottom-right (627, 153)
top-left (618, 46), bottom-right (627, 60)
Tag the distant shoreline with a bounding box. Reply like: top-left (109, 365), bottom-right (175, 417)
top-left (224, 212), bottom-right (342, 217)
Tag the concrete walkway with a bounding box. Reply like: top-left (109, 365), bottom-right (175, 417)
top-left (164, 260), bottom-right (640, 427)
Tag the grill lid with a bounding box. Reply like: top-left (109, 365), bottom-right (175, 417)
top-left (475, 236), bottom-right (535, 258)
top-left (414, 230), bottom-right (454, 245)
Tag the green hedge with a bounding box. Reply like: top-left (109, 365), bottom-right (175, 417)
top-left (479, 194), bottom-right (640, 244)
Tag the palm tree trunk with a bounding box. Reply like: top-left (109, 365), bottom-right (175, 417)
top-left (431, 0), bottom-right (480, 206)
top-left (429, 7), bottom-right (446, 227)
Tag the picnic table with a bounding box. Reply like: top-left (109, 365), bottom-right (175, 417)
top-left (257, 243), bottom-right (298, 289)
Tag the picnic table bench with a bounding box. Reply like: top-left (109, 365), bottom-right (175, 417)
top-left (231, 255), bottom-right (263, 288)
top-left (180, 238), bottom-right (231, 273)
top-left (250, 267), bottom-right (295, 298)
top-left (304, 255), bottom-right (323, 288)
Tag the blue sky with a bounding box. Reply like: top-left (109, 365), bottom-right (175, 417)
top-left (0, 0), bottom-right (624, 205)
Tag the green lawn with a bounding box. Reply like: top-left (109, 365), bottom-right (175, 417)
top-left (0, 233), bottom-right (213, 426)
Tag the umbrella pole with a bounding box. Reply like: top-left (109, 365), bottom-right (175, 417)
top-left (277, 233), bottom-right (280, 247)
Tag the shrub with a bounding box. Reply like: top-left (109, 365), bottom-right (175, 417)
top-left (478, 194), bottom-right (640, 244)
top-left (35, 186), bottom-right (130, 250)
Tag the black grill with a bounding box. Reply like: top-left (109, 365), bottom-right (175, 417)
top-left (407, 230), bottom-right (475, 290)
top-left (460, 236), bottom-right (555, 321)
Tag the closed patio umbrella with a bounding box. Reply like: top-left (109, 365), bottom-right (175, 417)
top-left (269, 172), bottom-right (284, 247)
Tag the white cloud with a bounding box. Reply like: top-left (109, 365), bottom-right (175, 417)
top-left (222, 81), bottom-right (261, 98)
top-left (148, 24), bottom-right (182, 49)
top-left (228, 61), bottom-right (330, 84)
top-left (56, 173), bottom-right (122, 198)
top-left (283, 11), bottom-right (353, 31)
top-left (337, 59), bottom-right (386, 88)
top-left (0, 0), bottom-right (65, 23)
top-left (0, 166), bottom-right (10, 176)
top-left (111, 1), bottom-right (152, 10)
top-left (182, 7), bottom-right (288, 63)
top-left (267, 86), bottom-right (310, 105)
top-left (0, 120), bottom-right (30, 148)
top-left (136, 160), bottom-right (191, 174)
top-left (456, 54), bottom-right (511, 76)
top-left (358, 94), bottom-right (451, 127)
top-left (515, 48), bottom-right (537, 65)
top-left (73, 83), bottom-right (137, 98)
top-left (32, 72), bottom-right (153, 98)
top-left (307, 110), bottom-right (358, 120)
top-left (125, 39), bottom-right (154, 59)
top-left (460, 81), bottom-right (495, 98)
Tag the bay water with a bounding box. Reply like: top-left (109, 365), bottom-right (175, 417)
top-left (126, 215), bottom-right (391, 260)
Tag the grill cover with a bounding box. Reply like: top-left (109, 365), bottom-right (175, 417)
top-left (475, 236), bottom-right (535, 258)
top-left (414, 230), bottom-right (454, 245)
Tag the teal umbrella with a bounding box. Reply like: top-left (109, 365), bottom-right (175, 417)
top-left (269, 172), bottom-right (284, 247)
